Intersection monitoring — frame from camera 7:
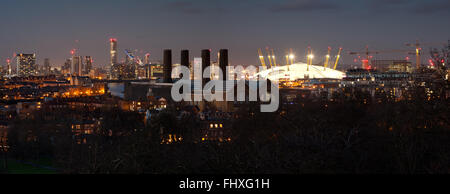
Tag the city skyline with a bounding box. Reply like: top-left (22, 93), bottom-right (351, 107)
top-left (1, 0), bottom-right (450, 67)
top-left (0, 0), bottom-right (449, 182)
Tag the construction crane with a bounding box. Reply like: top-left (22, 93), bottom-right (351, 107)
top-left (257, 48), bottom-right (266, 67)
top-left (266, 47), bottom-right (273, 68)
top-left (333, 48), bottom-right (343, 70)
top-left (124, 49), bottom-right (144, 65)
top-left (348, 46), bottom-right (378, 69)
top-left (349, 46), bottom-right (415, 69)
top-left (323, 46), bottom-right (331, 70)
top-left (405, 40), bottom-right (447, 69)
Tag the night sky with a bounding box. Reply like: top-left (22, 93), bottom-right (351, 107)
top-left (1, 0), bottom-right (449, 69)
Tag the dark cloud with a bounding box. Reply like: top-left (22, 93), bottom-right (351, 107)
top-left (164, 0), bottom-right (229, 15)
top-left (412, 0), bottom-right (450, 15)
top-left (165, 1), bottom-right (205, 14)
top-left (367, 0), bottom-right (412, 13)
top-left (269, 0), bottom-right (339, 13)
top-left (367, 0), bottom-right (450, 15)
top-left (377, 0), bottom-right (411, 5)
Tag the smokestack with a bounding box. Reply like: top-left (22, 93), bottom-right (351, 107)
top-left (181, 50), bottom-right (189, 68)
top-left (219, 49), bottom-right (228, 80)
top-left (180, 50), bottom-right (190, 79)
top-left (201, 49), bottom-right (210, 84)
top-left (163, 49), bottom-right (172, 83)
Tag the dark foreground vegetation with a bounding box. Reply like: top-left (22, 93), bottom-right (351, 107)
top-left (1, 89), bottom-right (449, 174)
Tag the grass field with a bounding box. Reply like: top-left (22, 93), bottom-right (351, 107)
top-left (1, 158), bottom-right (58, 174)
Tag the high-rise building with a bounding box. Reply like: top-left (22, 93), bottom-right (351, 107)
top-left (144, 53), bottom-right (150, 64)
top-left (371, 60), bottom-right (413, 73)
top-left (62, 59), bottom-right (71, 75)
top-left (110, 38), bottom-right (117, 65)
top-left (71, 55), bottom-right (82, 76)
top-left (16, 53), bottom-right (36, 77)
top-left (84, 56), bottom-right (93, 75)
top-left (43, 58), bottom-right (51, 75)
top-left (109, 38), bottom-right (118, 79)
top-left (5, 58), bottom-right (12, 77)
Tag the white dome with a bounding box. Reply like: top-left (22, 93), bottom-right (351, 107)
top-left (254, 62), bottom-right (345, 81)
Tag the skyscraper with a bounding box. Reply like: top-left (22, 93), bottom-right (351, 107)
top-left (71, 55), bottom-right (82, 76)
top-left (144, 53), bottom-right (150, 65)
top-left (5, 58), bottom-right (11, 77)
top-left (16, 53), bottom-right (36, 77)
top-left (109, 38), bottom-right (118, 79)
top-left (62, 58), bottom-right (72, 75)
top-left (84, 56), bottom-right (92, 75)
top-left (110, 38), bottom-right (117, 65)
top-left (43, 58), bottom-right (51, 75)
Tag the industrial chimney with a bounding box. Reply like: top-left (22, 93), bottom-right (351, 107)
top-left (201, 49), bottom-right (211, 84)
top-left (219, 49), bottom-right (228, 80)
top-left (163, 49), bottom-right (172, 83)
top-left (181, 50), bottom-right (189, 68)
top-left (180, 50), bottom-right (189, 79)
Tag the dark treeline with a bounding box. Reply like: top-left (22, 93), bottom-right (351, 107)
top-left (4, 85), bottom-right (449, 174)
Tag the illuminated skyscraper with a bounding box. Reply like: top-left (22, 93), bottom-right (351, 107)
top-left (109, 38), bottom-right (118, 79)
top-left (71, 55), bottom-right (82, 76)
top-left (16, 53), bottom-right (36, 77)
top-left (110, 38), bottom-right (117, 66)
top-left (144, 53), bottom-right (150, 64)
top-left (43, 58), bottom-right (51, 75)
top-left (5, 58), bottom-right (12, 77)
top-left (62, 59), bottom-right (72, 75)
top-left (84, 56), bottom-right (93, 75)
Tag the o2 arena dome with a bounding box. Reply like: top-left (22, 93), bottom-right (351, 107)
top-left (254, 62), bottom-right (345, 81)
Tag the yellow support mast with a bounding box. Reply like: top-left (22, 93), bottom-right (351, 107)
top-left (324, 46), bottom-right (331, 71)
top-left (307, 47), bottom-right (313, 71)
top-left (271, 49), bottom-right (277, 67)
top-left (333, 47), bottom-right (342, 70)
top-left (266, 47), bottom-right (273, 68)
top-left (306, 47), bottom-right (310, 67)
top-left (289, 48), bottom-right (294, 65)
top-left (285, 51), bottom-right (290, 66)
top-left (258, 48), bottom-right (266, 68)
